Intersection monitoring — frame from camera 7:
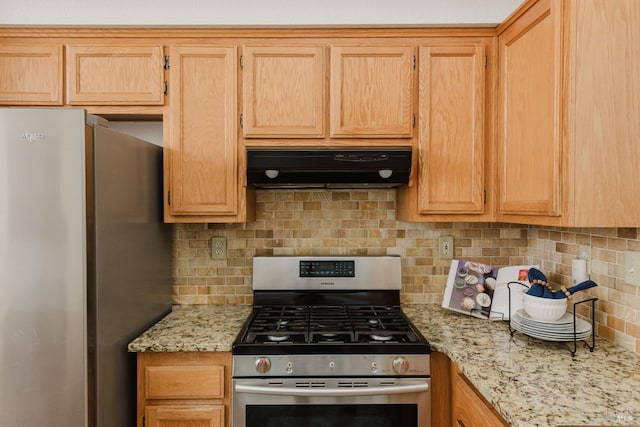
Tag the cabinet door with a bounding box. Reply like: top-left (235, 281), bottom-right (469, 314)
top-left (66, 45), bottom-right (164, 105)
top-left (330, 45), bottom-right (414, 138)
top-left (145, 405), bottom-right (224, 427)
top-left (451, 366), bottom-right (508, 427)
top-left (497, 0), bottom-right (563, 217)
top-left (242, 45), bottom-right (325, 137)
top-left (166, 45), bottom-right (239, 218)
top-left (0, 44), bottom-right (63, 105)
top-left (418, 45), bottom-right (485, 214)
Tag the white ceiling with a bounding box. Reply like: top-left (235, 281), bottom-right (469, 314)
top-left (0, 0), bottom-right (524, 26)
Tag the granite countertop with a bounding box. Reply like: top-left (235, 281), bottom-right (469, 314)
top-left (128, 304), bottom-right (640, 427)
top-left (128, 304), bottom-right (251, 352)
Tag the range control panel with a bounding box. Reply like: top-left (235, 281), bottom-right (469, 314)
top-left (299, 260), bottom-right (355, 277)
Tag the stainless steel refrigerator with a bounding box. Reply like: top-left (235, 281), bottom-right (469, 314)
top-left (0, 108), bottom-right (172, 427)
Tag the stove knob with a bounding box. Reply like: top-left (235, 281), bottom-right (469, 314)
top-left (392, 356), bottom-right (409, 374)
top-left (255, 357), bottom-right (272, 374)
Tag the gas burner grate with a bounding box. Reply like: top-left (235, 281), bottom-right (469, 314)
top-left (241, 305), bottom-right (419, 345)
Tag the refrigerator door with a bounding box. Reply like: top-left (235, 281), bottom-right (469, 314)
top-left (89, 125), bottom-right (171, 427)
top-left (0, 108), bottom-right (88, 427)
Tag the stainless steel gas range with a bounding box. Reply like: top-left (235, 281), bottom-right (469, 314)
top-left (232, 256), bottom-right (431, 427)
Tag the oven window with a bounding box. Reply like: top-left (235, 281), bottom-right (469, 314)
top-left (246, 404), bottom-right (417, 427)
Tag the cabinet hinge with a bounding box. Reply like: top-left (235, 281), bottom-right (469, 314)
top-left (240, 55), bottom-right (243, 70)
top-left (484, 55), bottom-right (488, 70)
top-left (413, 55), bottom-right (416, 70)
top-left (483, 190), bottom-right (487, 204)
top-left (240, 113), bottom-right (244, 129)
top-left (163, 81), bottom-right (168, 96)
top-left (163, 55), bottom-right (170, 70)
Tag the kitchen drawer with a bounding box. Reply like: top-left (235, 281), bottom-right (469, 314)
top-left (452, 365), bottom-right (508, 427)
top-left (145, 365), bottom-right (225, 399)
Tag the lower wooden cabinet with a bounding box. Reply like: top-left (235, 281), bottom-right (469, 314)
top-left (137, 352), bottom-right (231, 427)
top-left (431, 351), bottom-right (508, 427)
top-left (451, 363), bottom-right (508, 427)
top-left (145, 405), bottom-right (224, 427)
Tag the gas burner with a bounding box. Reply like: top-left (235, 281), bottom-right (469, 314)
top-left (370, 333), bottom-right (393, 342)
top-left (267, 334), bottom-right (290, 342)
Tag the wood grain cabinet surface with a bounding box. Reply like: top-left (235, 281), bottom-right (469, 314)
top-left (451, 364), bottom-right (509, 427)
top-left (497, 0), bottom-right (640, 226)
top-left (164, 44), bottom-right (253, 223)
top-left (0, 44), bottom-right (63, 105)
top-left (66, 44), bottom-right (165, 105)
top-left (242, 45), bottom-right (325, 138)
top-left (330, 45), bottom-right (415, 138)
top-left (137, 352), bottom-right (230, 427)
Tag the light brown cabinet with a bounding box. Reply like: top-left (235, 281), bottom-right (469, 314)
top-left (497, 0), bottom-right (640, 226)
top-left (451, 363), bottom-right (509, 427)
top-left (66, 44), bottom-right (164, 105)
top-left (497, 0), bottom-right (562, 221)
top-left (242, 45), bottom-right (325, 138)
top-left (431, 352), bottom-right (508, 427)
top-left (164, 44), bottom-right (253, 223)
top-left (397, 41), bottom-right (493, 221)
top-left (0, 44), bottom-right (63, 105)
top-left (330, 45), bottom-right (414, 138)
top-left (137, 352), bottom-right (230, 427)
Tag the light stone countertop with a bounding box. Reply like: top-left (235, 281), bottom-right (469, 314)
top-left (128, 303), bottom-right (640, 427)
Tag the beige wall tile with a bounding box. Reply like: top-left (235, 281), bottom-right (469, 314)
top-left (171, 189), bottom-right (640, 354)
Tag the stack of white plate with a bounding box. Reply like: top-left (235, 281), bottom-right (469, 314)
top-left (510, 309), bottom-right (592, 342)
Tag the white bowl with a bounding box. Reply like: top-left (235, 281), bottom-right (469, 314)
top-left (522, 293), bottom-right (567, 322)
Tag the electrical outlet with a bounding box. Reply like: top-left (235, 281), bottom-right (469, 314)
top-left (211, 237), bottom-right (227, 260)
top-left (578, 244), bottom-right (591, 274)
top-left (438, 235), bottom-right (454, 259)
top-left (625, 251), bottom-right (640, 286)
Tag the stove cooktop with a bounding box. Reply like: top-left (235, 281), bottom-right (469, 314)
top-left (232, 304), bottom-right (430, 355)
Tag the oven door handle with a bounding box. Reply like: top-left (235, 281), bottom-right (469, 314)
top-left (234, 382), bottom-right (429, 397)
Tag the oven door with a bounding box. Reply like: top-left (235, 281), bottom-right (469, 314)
top-left (232, 377), bottom-right (430, 427)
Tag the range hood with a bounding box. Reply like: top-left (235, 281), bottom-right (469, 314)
top-left (247, 147), bottom-right (412, 189)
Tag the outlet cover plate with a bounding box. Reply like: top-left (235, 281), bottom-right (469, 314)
top-left (578, 244), bottom-right (591, 273)
top-left (439, 235), bottom-right (454, 259)
top-left (211, 237), bottom-right (227, 260)
top-left (625, 251), bottom-right (640, 286)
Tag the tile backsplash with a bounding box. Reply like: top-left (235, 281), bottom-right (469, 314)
top-left (172, 189), bottom-right (640, 353)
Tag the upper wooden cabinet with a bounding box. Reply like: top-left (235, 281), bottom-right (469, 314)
top-left (242, 45), bottom-right (325, 138)
top-left (165, 44), bottom-right (252, 223)
top-left (0, 44), bottom-right (63, 105)
top-left (497, 0), bottom-right (562, 220)
top-left (497, 0), bottom-right (640, 226)
top-left (330, 45), bottom-right (414, 138)
top-left (397, 40), bottom-right (492, 222)
top-left (66, 44), bottom-right (165, 105)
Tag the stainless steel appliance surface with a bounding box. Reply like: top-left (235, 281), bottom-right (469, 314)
top-left (0, 108), bottom-right (172, 427)
top-left (232, 256), bottom-right (431, 427)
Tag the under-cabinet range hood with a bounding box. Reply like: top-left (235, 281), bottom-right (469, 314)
top-left (246, 147), bottom-right (412, 189)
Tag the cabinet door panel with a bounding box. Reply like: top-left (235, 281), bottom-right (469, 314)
top-left (168, 45), bottom-right (238, 216)
top-left (418, 45), bottom-right (485, 213)
top-left (243, 45), bottom-right (325, 137)
top-left (146, 405), bottom-right (224, 427)
top-left (452, 366), bottom-right (508, 427)
top-left (498, 0), bottom-right (562, 216)
top-left (0, 45), bottom-right (63, 105)
top-left (330, 45), bottom-right (414, 137)
top-left (66, 45), bottom-right (164, 105)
